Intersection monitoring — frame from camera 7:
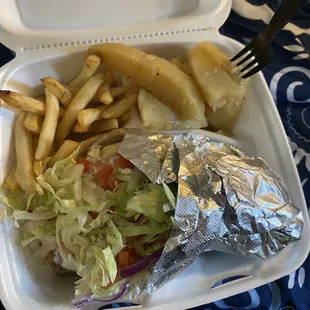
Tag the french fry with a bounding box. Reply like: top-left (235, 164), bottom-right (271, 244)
top-left (14, 112), bottom-right (43, 195)
top-left (79, 128), bottom-right (126, 156)
top-left (33, 158), bottom-right (50, 177)
top-left (77, 106), bottom-right (106, 128)
top-left (97, 70), bottom-right (114, 105)
top-left (48, 140), bottom-right (80, 168)
top-left (117, 110), bottom-right (132, 126)
top-left (35, 89), bottom-right (60, 161)
top-left (101, 93), bottom-right (137, 119)
top-left (41, 77), bottom-right (72, 107)
top-left (4, 167), bottom-right (19, 191)
top-left (0, 90), bottom-right (46, 115)
top-left (89, 118), bottom-right (118, 133)
top-left (68, 54), bottom-right (101, 87)
top-left (59, 106), bottom-right (65, 117)
top-left (56, 73), bottom-right (105, 145)
top-left (23, 112), bottom-right (44, 134)
top-left (35, 95), bottom-right (46, 102)
top-left (73, 122), bottom-right (90, 133)
top-left (100, 142), bottom-right (121, 159)
top-left (110, 87), bottom-right (128, 99)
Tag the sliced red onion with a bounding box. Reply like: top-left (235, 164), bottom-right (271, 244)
top-left (120, 248), bottom-right (163, 279)
top-left (72, 284), bottom-right (127, 308)
top-left (93, 284), bottom-right (127, 302)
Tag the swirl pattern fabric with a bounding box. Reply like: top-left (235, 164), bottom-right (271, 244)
top-left (0, 0), bottom-right (309, 309)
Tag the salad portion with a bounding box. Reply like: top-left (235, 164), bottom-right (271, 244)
top-left (4, 149), bottom-right (176, 301)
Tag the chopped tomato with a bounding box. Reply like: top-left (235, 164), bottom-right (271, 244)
top-left (94, 163), bottom-right (113, 181)
top-left (135, 215), bottom-right (147, 224)
top-left (97, 177), bottom-right (110, 190)
top-left (88, 211), bottom-right (98, 219)
top-left (116, 248), bottom-right (137, 268)
top-left (127, 235), bottom-right (143, 242)
top-left (76, 158), bottom-right (91, 173)
top-left (113, 157), bottom-right (134, 169)
top-left (108, 176), bottom-right (119, 190)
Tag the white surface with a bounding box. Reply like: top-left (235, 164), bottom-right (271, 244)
top-left (0, 0), bottom-right (230, 51)
top-left (0, 0), bottom-right (309, 309)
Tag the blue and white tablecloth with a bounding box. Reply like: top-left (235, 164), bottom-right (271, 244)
top-left (0, 0), bottom-right (309, 309)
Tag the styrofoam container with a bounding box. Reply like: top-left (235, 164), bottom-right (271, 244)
top-left (0, 1), bottom-right (309, 309)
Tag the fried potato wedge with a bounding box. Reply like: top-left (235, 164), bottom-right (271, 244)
top-left (205, 102), bottom-right (242, 132)
top-left (138, 89), bottom-right (208, 131)
top-left (14, 112), bottom-right (43, 195)
top-left (187, 41), bottom-right (247, 112)
top-left (101, 93), bottom-right (137, 119)
top-left (33, 158), bottom-right (50, 177)
top-left (41, 77), bottom-right (72, 107)
top-left (23, 112), bottom-right (44, 134)
top-left (77, 106), bottom-right (106, 128)
top-left (80, 128), bottom-right (126, 156)
top-left (56, 73), bottom-right (104, 145)
top-left (0, 91), bottom-right (46, 115)
top-left (89, 118), bottom-right (118, 133)
top-left (48, 140), bottom-right (80, 168)
top-left (110, 87), bottom-right (128, 99)
top-left (117, 110), bottom-right (132, 127)
top-left (35, 89), bottom-right (59, 160)
top-left (100, 142), bottom-right (121, 159)
top-left (4, 167), bottom-right (19, 191)
top-left (73, 122), bottom-right (90, 133)
top-left (170, 57), bottom-right (192, 75)
top-left (88, 43), bottom-right (205, 119)
top-left (68, 54), bottom-right (101, 87)
top-left (97, 70), bottom-right (114, 105)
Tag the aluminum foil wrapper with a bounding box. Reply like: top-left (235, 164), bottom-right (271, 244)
top-left (119, 129), bottom-right (304, 294)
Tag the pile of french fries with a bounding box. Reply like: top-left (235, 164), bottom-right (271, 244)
top-left (0, 54), bottom-right (135, 195)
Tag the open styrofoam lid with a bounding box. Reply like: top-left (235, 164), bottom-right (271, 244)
top-left (0, 0), bottom-right (231, 50)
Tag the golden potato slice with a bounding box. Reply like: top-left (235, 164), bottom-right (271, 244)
top-left (88, 43), bottom-right (205, 119)
top-left (138, 89), bottom-right (208, 131)
top-left (205, 102), bottom-right (242, 132)
top-left (170, 57), bottom-right (192, 75)
top-left (187, 41), bottom-right (247, 112)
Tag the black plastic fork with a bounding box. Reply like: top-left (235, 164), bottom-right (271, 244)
top-left (231, 0), bottom-right (307, 79)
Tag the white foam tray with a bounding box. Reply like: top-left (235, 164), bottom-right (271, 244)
top-left (0, 1), bottom-right (309, 310)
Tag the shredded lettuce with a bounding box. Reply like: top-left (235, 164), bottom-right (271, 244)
top-left (3, 151), bottom-right (175, 302)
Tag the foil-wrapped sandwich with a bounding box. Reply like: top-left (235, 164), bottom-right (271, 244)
top-left (117, 129), bottom-right (303, 297)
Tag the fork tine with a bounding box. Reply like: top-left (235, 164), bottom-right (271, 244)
top-left (241, 64), bottom-right (262, 79)
top-left (240, 59), bottom-right (258, 73)
top-left (236, 51), bottom-right (255, 67)
top-left (230, 44), bottom-right (252, 62)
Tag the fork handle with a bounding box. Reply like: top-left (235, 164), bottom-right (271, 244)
top-left (263, 0), bottom-right (307, 41)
